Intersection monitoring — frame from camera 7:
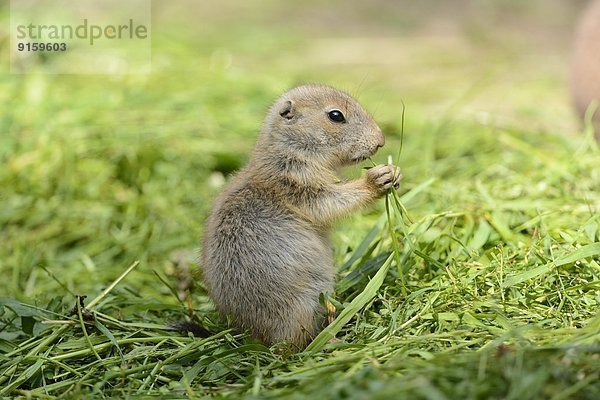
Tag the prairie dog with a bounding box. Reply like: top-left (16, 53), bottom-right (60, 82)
top-left (201, 84), bottom-right (401, 347)
top-left (570, 0), bottom-right (600, 138)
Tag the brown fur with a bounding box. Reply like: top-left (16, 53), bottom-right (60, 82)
top-left (570, 0), bottom-right (600, 138)
top-left (201, 84), bottom-right (401, 347)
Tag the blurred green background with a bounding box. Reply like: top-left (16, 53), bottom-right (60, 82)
top-left (0, 0), bottom-right (591, 300)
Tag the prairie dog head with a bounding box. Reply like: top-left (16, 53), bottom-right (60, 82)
top-left (261, 84), bottom-right (385, 166)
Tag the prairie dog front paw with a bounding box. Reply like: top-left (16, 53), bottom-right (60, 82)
top-left (366, 164), bottom-right (402, 196)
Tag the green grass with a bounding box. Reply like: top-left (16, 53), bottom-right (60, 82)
top-left (1, 1), bottom-right (599, 398)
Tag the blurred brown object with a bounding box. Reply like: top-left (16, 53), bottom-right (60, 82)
top-left (570, 0), bottom-right (600, 139)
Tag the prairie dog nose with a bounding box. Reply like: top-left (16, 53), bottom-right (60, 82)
top-left (376, 127), bottom-right (385, 148)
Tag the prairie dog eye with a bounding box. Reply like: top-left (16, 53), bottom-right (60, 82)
top-left (327, 109), bottom-right (346, 123)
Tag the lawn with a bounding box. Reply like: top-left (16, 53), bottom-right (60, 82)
top-left (0, 1), bottom-right (599, 398)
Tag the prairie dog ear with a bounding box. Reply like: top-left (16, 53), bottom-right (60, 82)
top-left (279, 100), bottom-right (296, 120)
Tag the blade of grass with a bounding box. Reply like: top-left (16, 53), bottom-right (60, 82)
top-left (554, 243), bottom-right (600, 266)
top-left (339, 214), bottom-right (386, 272)
top-left (305, 253), bottom-right (393, 354)
top-left (386, 194), bottom-right (406, 295)
top-left (76, 298), bottom-right (102, 362)
top-left (503, 263), bottom-right (552, 288)
top-left (93, 318), bottom-right (124, 361)
top-left (399, 177), bottom-right (436, 205)
top-left (86, 261), bottom-right (140, 310)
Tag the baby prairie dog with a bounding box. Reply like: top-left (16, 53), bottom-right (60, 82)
top-left (570, 0), bottom-right (600, 138)
top-left (201, 84), bottom-right (401, 347)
